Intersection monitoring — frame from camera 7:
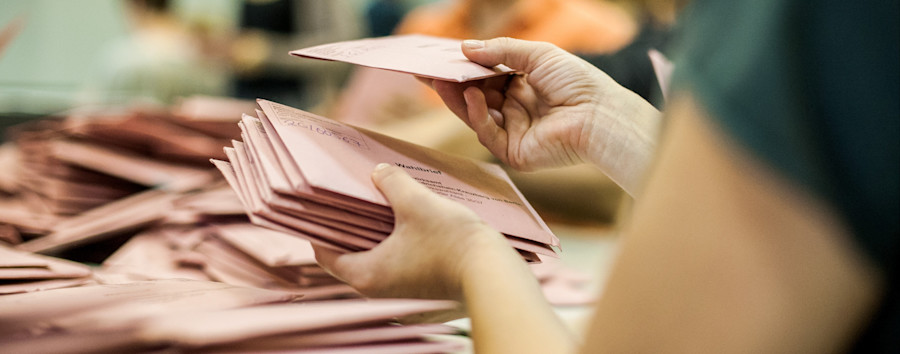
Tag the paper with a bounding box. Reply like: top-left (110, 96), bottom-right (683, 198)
top-left (0, 279), bottom-right (294, 331)
top-left (50, 140), bottom-right (215, 192)
top-left (170, 95), bottom-right (253, 139)
top-left (210, 222), bottom-right (318, 267)
top-left (100, 229), bottom-right (211, 282)
top-left (0, 244), bottom-right (93, 295)
top-left (211, 323), bottom-right (458, 350)
top-left (6, 279), bottom-right (296, 333)
top-left (137, 299), bottom-right (457, 346)
top-left (257, 99), bottom-right (558, 250)
top-left (291, 34), bottom-right (515, 82)
top-left (240, 115), bottom-right (394, 231)
top-left (0, 245), bottom-right (91, 279)
top-left (214, 99), bottom-right (559, 259)
top-left (16, 189), bottom-right (178, 254)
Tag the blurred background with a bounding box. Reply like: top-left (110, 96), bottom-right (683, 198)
top-left (1, 0), bottom-right (684, 227)
top-left (0, 1), bottom-right (684, 350)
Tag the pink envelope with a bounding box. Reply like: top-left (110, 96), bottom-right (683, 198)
top-left (290, 34), bottom-right (514, 82)
top-left (53, 282), bottom-right (295, 334)
top-left (257, 99), bottom-right (558, 249)
top-left (267, 340), bottom-right (465, 354)
top-left (255, 110), bottom-right (394, 220)
top-left (212, 158), bottom-right (354, 253)
top-left (101, 230), bottom-right (210, 282)
top-left (210, 222), bottom-right (318, 267)
top-left (0, 277), bottom-right (93, 296)
top-left (0, 245), bottom-right (91, 280)
top-left (235, 131), bottom-right (391, 239)
top-left (209, 323), bottom-right (458, 351)
top-left (225, 144), bottom-right (379, 251)
top-left (16, 189), bottom-right (178, 254)
top-left (50, 140), bottom-right (216, 192)
top-left (240, 115), bottom-right (394, 232)
top-left (136, 299), bottom-right (458, 346)
top-left (0, 279), bottom-right (296, 332)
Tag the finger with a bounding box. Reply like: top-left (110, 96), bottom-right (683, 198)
top-left (312, 244), bottom-right (353, 281)
top-left (482, 74), bottom-right (512, 109)
top-left (371, 163), bottom-right (436, 213)
top-left (505, 75), bottom-right (541, 123)
top-left (488, 108), bottom-right (504, 127)
top-left (432, 80), bottom-right (473, 125)
top-left (312, 244), bottom-right (341, 270)
top-left (462, 37), bottom-right (561, 74)
top-left (414, 76), bottom-right (434, 89)
top-left (463, 87), bottom-right (510, 164)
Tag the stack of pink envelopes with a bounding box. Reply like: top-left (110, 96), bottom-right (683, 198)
top-left (6, 96), bottom-right (252, 219)
top-left (0, 279), bottom-right (463, 353)
top-left (214, 99), bottom-right (559, 262)
top-left (102, 222), bottom-right (359, 300)
top-left (0, 244), bottom-right (93, 295)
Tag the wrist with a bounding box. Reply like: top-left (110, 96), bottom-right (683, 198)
top-left (455, 229), bottom-right (526, 300)
top-left (581, 86), bottom-right (661, 197)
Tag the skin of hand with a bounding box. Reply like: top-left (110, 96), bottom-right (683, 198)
top-left (422, 37), bottom-right (661, 196)
top-left (313, 163), bottom-right (519, 302)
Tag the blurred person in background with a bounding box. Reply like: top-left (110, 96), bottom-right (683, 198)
top-left (332, 0), bottom-right (645, 226)
top-left (92, 0), bottom-right (229, 105)
top-left (317, 0), bottom-right (898, 352)
top-left (582, 0), bottom-right (688, 108)
top-left (228, 0), bottom-right (362, 110)
top-left (363, 0), bottom-right (407, 38)
top-left (334, 0), bottom-right (638, 126)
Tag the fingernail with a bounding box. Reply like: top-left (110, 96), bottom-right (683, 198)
top-left (374, 163), bottom-right (391, 172)
top-left (463, 40), bottom-right (484, 49)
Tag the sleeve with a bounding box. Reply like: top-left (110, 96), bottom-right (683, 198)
top-left (669, 0), bottom-right (899, 270)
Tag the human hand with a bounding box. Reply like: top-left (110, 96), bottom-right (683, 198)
top-left (313, 163), bottom-right (520, 302)
top-left (423, 38), bottom-right (661, 196)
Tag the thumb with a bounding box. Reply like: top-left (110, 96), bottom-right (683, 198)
top-left (371, 163), bottom-right (435, 211)
top-left (462, 37), bottom-right (561, 75)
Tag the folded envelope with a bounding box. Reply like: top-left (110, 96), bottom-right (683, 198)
top-left (0, 245), bottom-right (91, 279)
top-left (216, 99), bottom-right (559, 259)
top-left (0, 245), bottom-right (93, 295)
top-left (136, 299), bottom-right (458, 346)
top-left (16, 189), bottom-right (178, 254)
top-left (169, 95), bottom-right (253, 139)
top-left (202, 323), bottom-right (458, 351)
top-left (210, 222), bottom-right (318, 267)
top-left (100, 228), bottom-right (211, 282)
top-left (1, 279), bottom-right (297, 334)
top-left (291, 34), bottom-right (515, 82)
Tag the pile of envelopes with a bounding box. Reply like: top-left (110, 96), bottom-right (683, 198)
top-left (214, 99), bottom-right (560, 262)
top-left (6, 96), bottom-right (252, 218)
top-left (0, 96), bottom-right (254, 254)
top-left (0, 244), bottom-right (93, 295)
top-left (0, 279), bottom-right (463, 353)
top-left (101, 222), bottom-right (359, 300)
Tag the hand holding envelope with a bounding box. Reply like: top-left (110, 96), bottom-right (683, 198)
top-left (294, 35), bottom-right (660, 197)
top-left (314, 163), bottom-right (528, 302)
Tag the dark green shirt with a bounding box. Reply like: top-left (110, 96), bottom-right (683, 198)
top-left (671, 0), bottom-right (898, 351)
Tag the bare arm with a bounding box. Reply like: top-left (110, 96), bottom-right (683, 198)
top-left (317, 39), bottom-right (885, 353)
top-left (582, 94), bottom-right (883, 352)
top-left (428, 38), bottom-right (661, 197)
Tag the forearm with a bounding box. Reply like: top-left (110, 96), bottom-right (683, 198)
top-left (582, 87), bottom-right (661, 198)
top-left (461, 234), bottom-right (576, 354)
